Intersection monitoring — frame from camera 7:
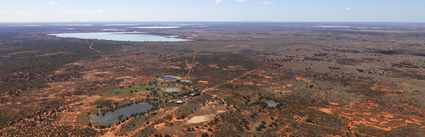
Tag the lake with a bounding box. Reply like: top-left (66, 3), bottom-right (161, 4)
top-left (131, 26), bottom-right (181, 29)
top-left (161, 76), bottom-right (178, 81)
top-left (90, 102), bottom-right (153, 126)
top-left (50, 32), bottom-right (188, 42)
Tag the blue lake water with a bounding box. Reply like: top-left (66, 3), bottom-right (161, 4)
top-left (50, 32), bottom-right (188, 42)
top-left (131, 26), bottom-right (181, 29)
top-left (161, 76), bottom-right (178, 81)
top-left (90, 102), bottom-right (153, 126)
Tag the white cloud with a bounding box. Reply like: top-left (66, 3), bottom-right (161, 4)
top-left (215, 0), bottom-right (222, 5)
top-left (48, 1), bottom-right (57, 5)
top-left (235, 0), bottom-right (247, 2)
top-left (345, 7), bottom-right (351, 11)
top-left (216, 0), bottom-right (274, 5)
top-left (262, 1), bottom-right (273, 5)
top-left (215, 0), bottom-right (275, 6)
top-left (216, 0), bottom-right (248, 5)
top-left (96, 9), bottom-right (104, 13)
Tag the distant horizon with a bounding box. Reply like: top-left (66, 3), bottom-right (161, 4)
top-left (1, 20), bottom-right (424, 25)
top-left (1, 0), bottom-right (424, 22)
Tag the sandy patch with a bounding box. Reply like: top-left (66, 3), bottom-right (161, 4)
top-left (154, 123), bottom-right (166, 130)
top-left (198, 80), bottom-right (209, 84)
top-left (319, 108), bottom-right (333, 114)
top-left (295, 76), bottom-right (312, 83)
top-left (187, 115), bottom-right (212, 124)
top-left (337, 101), bottom-right (424, 131)
top-left (185, 101), bottom-right (227, 125)
top-left (208, 64), bottom-right (220, 69)
top-left (167, 66), bottom-right (182, 69)
top-left (83, 70), bottom-right (113, 80)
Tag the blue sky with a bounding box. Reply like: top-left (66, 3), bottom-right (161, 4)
top-left (0, 0), bottom-right (424, 22)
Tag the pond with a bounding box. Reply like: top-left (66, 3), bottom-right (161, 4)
top-left (90, 102), bottom-right (152, 126)
top-left (161, 76), bottom-right (178, 81)
top-left (50, 32), bottom-right (188, 42)
top-left (265, 100), bottom-right (279, 108)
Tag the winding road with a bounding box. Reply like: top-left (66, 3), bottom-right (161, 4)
top-left (89, 44), bottom-right (102, 54)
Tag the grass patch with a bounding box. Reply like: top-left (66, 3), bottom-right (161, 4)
top-left (107, 85), bottom-right (148, 96)
top-left (94, 99), bottom-right (114, 107)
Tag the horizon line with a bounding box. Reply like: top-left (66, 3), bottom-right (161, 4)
top-left (1, 21), bottom-right (425, 24)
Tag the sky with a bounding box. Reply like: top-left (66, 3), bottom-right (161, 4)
top-left (0, 0), bottom-right (424, 22)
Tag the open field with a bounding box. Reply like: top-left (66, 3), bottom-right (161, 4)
top-left (0, 22), bottom-right (424, 136)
